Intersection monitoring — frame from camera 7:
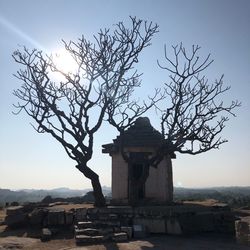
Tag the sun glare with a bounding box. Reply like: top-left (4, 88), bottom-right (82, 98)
top-left (53, 49), bottom-right (78, 75)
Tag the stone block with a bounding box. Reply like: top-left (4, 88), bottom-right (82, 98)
top-left (47, 208), bottom-right (65, 226)
top-left (87, 208), bottom-right (99, 219)
top-left (236, 234), bottom-right (250, 246)
top-left (6, 206), bottom-right (24, 216)
top-left (100, 227), bottom-right (114, 235)
top-left (133, 224), bottom-right (147, 238)
top-left (106, 206), bottom-right (133, 214)
top-left (65, 211), bottom-right (74, 225)
top-left (75, 208), bottom-right (87, 222)
top-left (41, 228), bottom-right (52, 241)
top-left (75, 235), bottom-right (105, 244)
top-left (166, 218), bottom-right (182, 235)
top-left (29, 208), bottom-right (47, 226)
top-left (121, 226), bottom-right (133, 239)
top-left (80, 228), bottom-right (99, 236)
top-left (235, 220), bottom-right (249, 235)
top-left (5, 213), bottom-right (28, 228)
top-left (105, 220), bottom-right (121, 227)
top-left (112, 232), bottom-right (128, 242)
top-left (134, 218), bottom-right (165, 233)
top-left (77, 221), bottom-right (93, 229)
top-left (195, 212), bottom-right (214, 232)
top-left (98, 214), bottom-right (109, 221)
top-left (109, 213), bottom-right (118, 220)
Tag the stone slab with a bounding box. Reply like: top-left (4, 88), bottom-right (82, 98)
top-left (5, 213), bottom-right (28, 227)
top-left (41, 228), bottom-right (52, 242)
top-left (47, 208), bottom-right (65, 226)
top-left (112, 232), bottom-right (128, 242)
top-left (133, 224), bottom-right (147, 238)
top-left (77, 221), bottom-right (93, 229)
top-left (134, 218), bottom-right (165, 233)
top-left (166, 218), bottom-right (182, 235)
top-left (75, 235), bottom-right (105, 244)
top-left (6, 206), bottom-right (24, 216)
top-left (121, 226), bottom-right (133, 239)
top-left (65, 211), bottom-right (74, 225)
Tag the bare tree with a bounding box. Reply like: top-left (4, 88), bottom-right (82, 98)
top-left (106, 43), bottom-right (240, 205)
top-left (13, 17), bottom-right (159, 207)
top-left (158, 43), bottom-right (241, 155)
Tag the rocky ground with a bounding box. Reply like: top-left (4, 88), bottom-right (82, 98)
top-left (0, 234), bottom-right (250, 250)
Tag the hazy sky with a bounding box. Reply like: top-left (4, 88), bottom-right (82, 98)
top-left (0, 0), bottom-right (249, 190)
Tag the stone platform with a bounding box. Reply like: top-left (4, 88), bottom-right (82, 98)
top-left (4, 202), bottom-right (236, 244)
top-left (79, 203), bottom-right (235, 236)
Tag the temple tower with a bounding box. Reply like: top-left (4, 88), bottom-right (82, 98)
top-left (102, 117), bottom-right (175, 205)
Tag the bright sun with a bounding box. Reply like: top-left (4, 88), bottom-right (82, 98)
top-left (53, 49), bottom-right (78, 75)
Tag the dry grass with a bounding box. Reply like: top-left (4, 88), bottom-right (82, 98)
top-left (51, 203), bottom-right (94, 211)
top-left (183, 199), bottom-right (222, 206)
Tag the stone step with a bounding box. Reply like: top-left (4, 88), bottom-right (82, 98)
top-left (77, 221), bottom-right (93, 229)
top-left (77, 220), bottom-right (120, 229)
top-left (112, 232), bottom-right (128, 242)
top-left (75, 228), bottom-right (100, 236)
top-left (75, 232), bottom-right (128, 244)
top-left (74, 220), bottom-right (131, 244)
top-left (75, 234), bottom-right (107, 244)
top-left (75, 227), bottom-right (113, 234)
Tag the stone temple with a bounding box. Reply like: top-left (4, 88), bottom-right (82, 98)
top-left (102, 117), bottom-right (175, 205)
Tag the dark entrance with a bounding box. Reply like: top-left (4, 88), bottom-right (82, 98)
top-left (132, 163), bottom-right (145, 199)
top-left (128, 152), bottom-right (151, 205)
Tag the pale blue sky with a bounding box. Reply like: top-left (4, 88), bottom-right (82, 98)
top-left (0, 0), bottom-right (249, 190)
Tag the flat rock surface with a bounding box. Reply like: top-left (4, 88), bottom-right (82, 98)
top-left (0, 236), bottom-right (39, 249)
top-left (0, 235), bottom-right (250, 250)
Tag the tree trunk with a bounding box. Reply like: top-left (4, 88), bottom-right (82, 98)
top-left (76, 163), bottom-right (106, 207)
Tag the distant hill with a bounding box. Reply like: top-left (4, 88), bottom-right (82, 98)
top-left (0, 187), bottom-right (111, 206)
top-left (0, 186), bottom-right (249, 207)
top-left (174, 186), bottom-right (250, 207)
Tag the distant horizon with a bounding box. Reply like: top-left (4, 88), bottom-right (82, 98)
top-left (1, 185), bottom-right (250, 192)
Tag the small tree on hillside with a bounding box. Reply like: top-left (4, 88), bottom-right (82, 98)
top-left (13, 17), bottom-right (159, 207)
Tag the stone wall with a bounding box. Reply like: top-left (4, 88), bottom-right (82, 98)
top-left (4, 203), bottom-right (236, 236)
